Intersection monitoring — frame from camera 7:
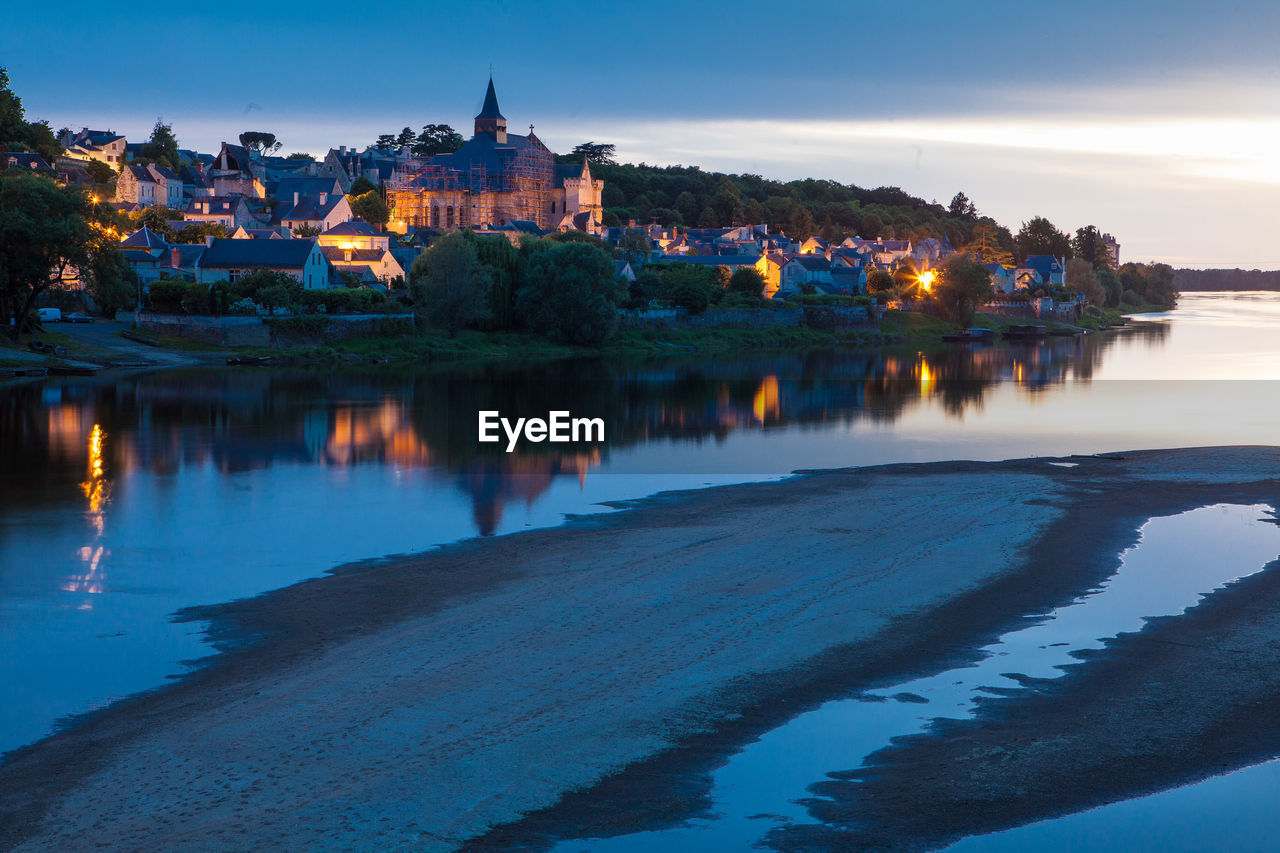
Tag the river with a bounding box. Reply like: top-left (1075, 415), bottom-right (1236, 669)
top-left (2, 291), bottom-right (1279, 847)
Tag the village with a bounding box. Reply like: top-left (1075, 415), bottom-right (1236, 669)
top-left (2, 76), bottom-right (1146, 352)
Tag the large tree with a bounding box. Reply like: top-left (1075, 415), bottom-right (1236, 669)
top-left (1013, 216), bottom-right (1072, 263)
top-left (1065, 257), bottom-right (1104, 306)
top-left (933, 254), bottom-right (995, 326)
top-left (138, 119), bottom-right (179, 169)
top-left (1073, 225), bottom-right (1113, 270)
top-left (409, 231), bottom-right (492, 336)
top-left (412, 124), bottom-right (464, 157)
top-left (566, 142), bottom-right (617, 166)
top-left (238, 131), bottom-right (281, 157)
top-left (349, 190), bottom-right (390, 229)
top-left (0, 174), bottom-right (107, 338)
top-left (0, 67), bottom-right (61, 163)
top-left (962, 223), bottom-right (1014, 266)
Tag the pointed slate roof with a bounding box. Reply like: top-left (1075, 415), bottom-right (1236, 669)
top-left (476, 76), bottom-right (505, 121)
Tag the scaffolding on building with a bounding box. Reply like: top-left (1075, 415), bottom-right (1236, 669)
top-left (386, 133), bottom-right (557, 232)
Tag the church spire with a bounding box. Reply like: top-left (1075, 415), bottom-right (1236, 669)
top-left (579, 155), bottom-right (592, 182)
top-left (474, 76), bottom-right (508, 143)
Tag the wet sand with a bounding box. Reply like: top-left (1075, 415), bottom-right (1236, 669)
top-left (4, 447), bottom-right (1280, 852)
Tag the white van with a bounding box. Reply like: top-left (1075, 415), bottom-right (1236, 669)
top-left (37, 308), bottom-right (61, 322)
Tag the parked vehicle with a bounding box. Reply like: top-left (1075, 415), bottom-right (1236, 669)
top-left (36, 308), bottom-right (61, 323)
top-left (64, 313), bottom-right (95, 324)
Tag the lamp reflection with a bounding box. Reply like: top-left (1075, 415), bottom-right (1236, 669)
top-left (65, 424), bottom-right (110, 600)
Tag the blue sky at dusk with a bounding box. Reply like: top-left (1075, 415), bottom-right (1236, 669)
top-left (5, 0), bottom-right (1278, 267)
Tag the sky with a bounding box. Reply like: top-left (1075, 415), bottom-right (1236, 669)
top-left (4, 0), bottom-right (1279, 268)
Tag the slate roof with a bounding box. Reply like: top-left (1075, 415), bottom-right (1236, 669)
top-left (150, 164), bottom-right (181, 181)
top-left (120, 227), bottom-right (170, 250)
top-left (83, 131), bottom-right (123, 146)
top-left (200, 237), bottom-right (317, 269)
top-left (427, 131), bottom-right (550, 180)
top-left (322, 220), bottom-right (382, 238)
top-left (274, 193), bottom-right (344, 225)
top-left (791, 255), bottom-right (832, 271)
top-left (476, 77), bottom-right (505, 120)
top-left (271, 175), bottom-right (343, 198)
top-left (2, 152), bottom-right (51, 170)
top-left (171, 245), bottom-right (206, 268)
top-left (665, 255), bottom-right (760, 267)
top-left (1024, 255), bottom-right (1064, 279)
top-left (125, 164), bottom-right (157, 183)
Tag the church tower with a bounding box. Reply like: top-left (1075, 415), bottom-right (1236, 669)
top-left (474, 76), bottom-right (508, 144)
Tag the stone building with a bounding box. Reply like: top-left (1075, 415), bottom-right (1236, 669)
top-left (386, 78), bottom-right (603, 233)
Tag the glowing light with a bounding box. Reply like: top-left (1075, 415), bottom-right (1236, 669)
top-left (753, 375), bottom-right (781, 424)
top-left (917, 270), bottom-right (937, 293)
top-left (919, 358), bottom-right (936, 395)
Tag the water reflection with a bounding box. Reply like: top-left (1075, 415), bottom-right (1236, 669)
top-left (0, 327), bottom-right (1163, 538)
top-left (65, 424), bottom-right (110, 602)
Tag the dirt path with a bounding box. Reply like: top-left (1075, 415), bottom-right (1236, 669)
top-left (49, 321), bottom-right (213, 366)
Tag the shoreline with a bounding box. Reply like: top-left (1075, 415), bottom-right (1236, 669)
top-left (3, 447), bottom-right (1280, 851)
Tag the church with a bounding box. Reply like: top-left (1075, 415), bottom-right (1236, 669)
top-left (385, 78), bottom-right (603, 233)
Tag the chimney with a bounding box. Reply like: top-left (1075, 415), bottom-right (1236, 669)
top-left (205, 235), bottom-right (215, 247)
top-left (293, 191), bottom-right (299, 206)
top-left (319, 192), bottom-right (328, 205)
top-left (339, 145), bottom-right (346, 155)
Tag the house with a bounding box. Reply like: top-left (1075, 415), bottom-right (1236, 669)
top-left (615, 260), bottom-right (636, 283)
top-left (779, 255), bottom-right (834, 295)
top-left (1014, 268), bottom-right (1043, 290)
top-left (168, 244), bottom-right (206, 281)
top-left (229, 225), bottom-right (283, 240)
top-left (209, 142), bottom-right (265, 197)
top-left (2, 152), bottom-right (52, 171)
top-left (181, 164), bottom-right (215, 200)
top-left (271, 191), bottom-right (352, 235)
top-left (829, 266), bottom-right (867, 295)
top-left (984, 262), bottom-right (1017, 294)
top-left (117, 164), bottom-right (185, 208)
top-left (1022, 255), bottom-right (1065, 287)
top-left (318, 220), bottom-right (390, 252)
top-left (60, 128), bottom-right (127, 165)
top-left (198, 237), bottom-right (330, 290)
top-left (119, 227), bottom-right (172, 285)
top-left (183, 196), bottom-right (256, 230)
top-left (318, 245), bottom-right (404, 283)
top-left (117, 165), bottom-right (159, 206)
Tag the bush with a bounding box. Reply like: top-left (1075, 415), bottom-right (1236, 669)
top-left (1121, 289), bottom-right (1141, 306)
top-left (228, 297), bottom-right (257, 315)
top-left (146, 280), bottom-right (189, 313)
top-left (515, 241), bottom-right (623, 345)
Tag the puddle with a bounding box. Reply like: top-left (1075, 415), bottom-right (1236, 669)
top-left (552, 504), bottom-right (1280, 852)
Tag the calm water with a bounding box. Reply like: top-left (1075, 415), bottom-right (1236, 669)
top-left (552, 503), bottom-right (1280, 852)
top-left (4, 292), bottom-right (1280, 843)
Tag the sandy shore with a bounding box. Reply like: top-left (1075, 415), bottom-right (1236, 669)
top-left (4, 447), bottom-right (1280, 851)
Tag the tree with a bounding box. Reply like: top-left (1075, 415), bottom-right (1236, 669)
top-left (866, 268), bottom-right (895, 295)
top-left (516, 241), bottom-right (623, 344)
top-left (291, 223), bottom-right (321, 238)
top-left (84, 159), bottom-right (115, 184)
top-left (567, 142), bottom-right (617, 166)
top-left (412, 124), bottom-right (464, 157)
top-left (349, 191), bottom-right (390, 229)
top-left (1014, 216), bottom-right (1072, 263)
top-left (238, 131), bottom-right (281, 157)
top-left (0, 68), bottom-right (61, 163)
top-left (286, 152), bottom-right (315, 161)
top-left (949, 191), bottom-right (976, 219)
top-left (1096, 268), bottom-right (1123, 307)
top-left (395, 127), bottom-right (417, 148)
top-left (409, 231), bottom-right (492, 336)
top-left (0, 174), bottom-right (105, 338)
top-left (617, 227), bottom-right (650, 267)
top-left (138, 120), bottom-right (179, 170)
top-left (1073, 225), bottom-right (1113, 270)
top-left (1065, 257), bottom-right (1104, 306)
top-left (375, 134), bottom-right (397, 150)
top-left (728, 267), bottom-right (765, 298)
top-left (85, 245), bottom-right (137, 316)
top-left (963, 223), bottom-right (1014, 265)
top-left (933, 254), bottom-right (994, 326)
top-left (349, 175), bottom-right (377, 197)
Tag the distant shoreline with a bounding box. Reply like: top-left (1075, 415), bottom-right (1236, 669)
top-left (5, 448), bottom-right (1280, 851)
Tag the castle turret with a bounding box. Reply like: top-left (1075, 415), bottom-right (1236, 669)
top-left (474, 76), bottom-right (507, 144)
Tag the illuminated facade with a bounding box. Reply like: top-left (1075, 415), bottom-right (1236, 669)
top-left (386, 78), bottom-right (603, 233)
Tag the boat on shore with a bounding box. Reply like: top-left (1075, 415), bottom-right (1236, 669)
top-left (1003, 324), bottom-right (1049, 339)
top-left (941, 328), bottom-right (995, 342)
